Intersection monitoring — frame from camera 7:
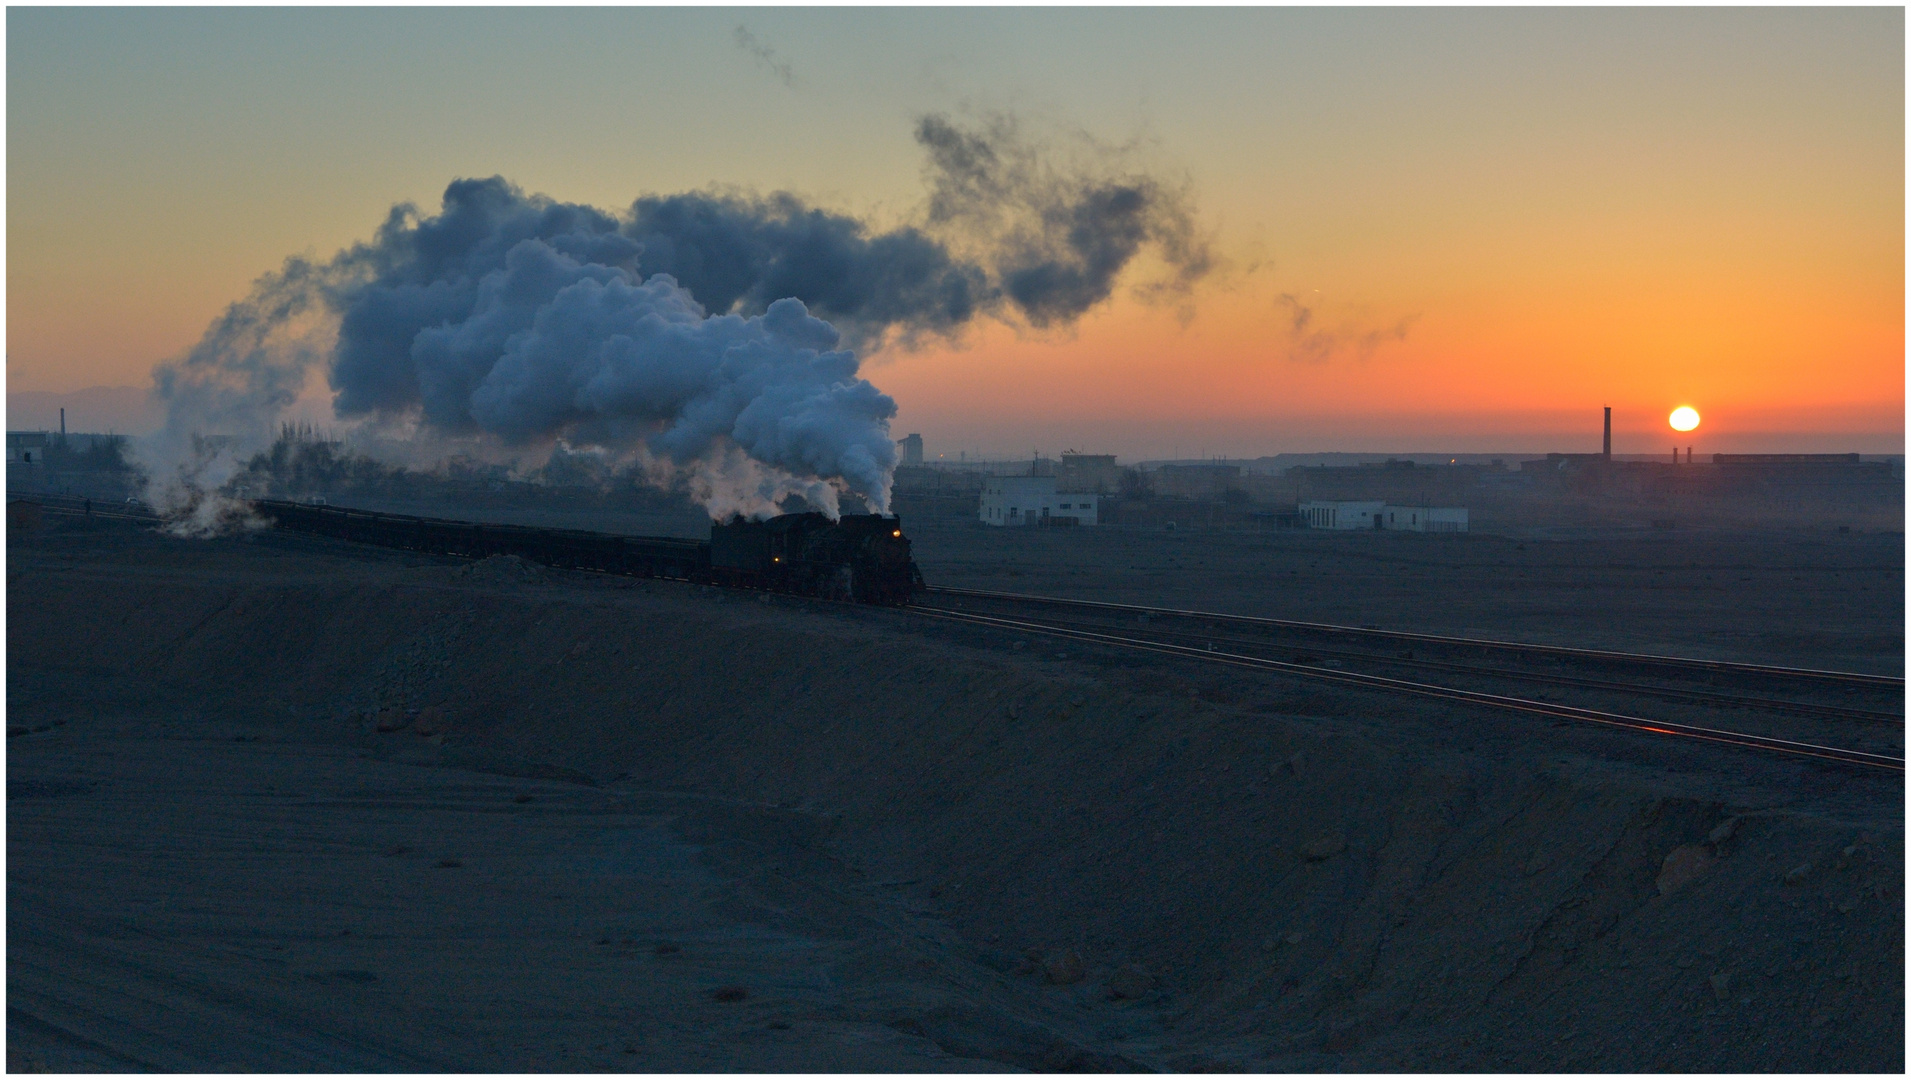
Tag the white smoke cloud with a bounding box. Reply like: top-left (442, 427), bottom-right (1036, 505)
top-left (144, 113), bottom-right (1216, 524)
top-left (422, 239), bottom-right (898, 513)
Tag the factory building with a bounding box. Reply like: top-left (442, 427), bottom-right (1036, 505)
top-left (1300, 499), bottom-right (1467, 532)
top-left (898, 433), bottom-right (924, 466)
top-left (979, 475), bottom-right (1100, 526)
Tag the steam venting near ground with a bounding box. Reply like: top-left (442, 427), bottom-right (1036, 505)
top-left (148, 113), bottom-right (1212, 524)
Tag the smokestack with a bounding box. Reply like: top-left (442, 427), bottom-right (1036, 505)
top-left (1603, 406), bottom-right (1611, 459)
top-left (60, 408), bottom-right (65, 437)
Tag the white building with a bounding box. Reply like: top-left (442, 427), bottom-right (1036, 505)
top-left (980, 475), bottom-right (1099, 526)
top-left (1300, 500), bottom-right (1467, 532)
top-left (6, 431), bottom-right (48, 466)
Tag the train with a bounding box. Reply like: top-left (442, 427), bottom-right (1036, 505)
top-left (253, 499), bottom-right (926, 605)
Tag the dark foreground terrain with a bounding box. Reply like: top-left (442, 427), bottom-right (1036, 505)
top-left (8, 511), bottom-right (1903, 1071)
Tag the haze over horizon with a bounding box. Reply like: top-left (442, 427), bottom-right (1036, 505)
top-left (8, 8), bottom-right (1904, 462)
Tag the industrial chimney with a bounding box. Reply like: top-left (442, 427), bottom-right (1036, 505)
top-left (1603, 407), bottom-right (1611, 459)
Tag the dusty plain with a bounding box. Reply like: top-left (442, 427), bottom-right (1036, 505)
top-left (7, 503), bottom-right (1904, 1071)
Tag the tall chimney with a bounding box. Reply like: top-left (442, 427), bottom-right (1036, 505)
top-left (1602, 406), bottom-right (1611, 459)
top-left (59, 407), bottom-right (65, 436)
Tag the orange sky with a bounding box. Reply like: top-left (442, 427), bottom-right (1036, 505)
top-left (8, 8), bottom-right (1903, 455)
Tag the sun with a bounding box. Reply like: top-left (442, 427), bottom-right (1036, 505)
top-left (1669, 406), bottom-right (1701, 432)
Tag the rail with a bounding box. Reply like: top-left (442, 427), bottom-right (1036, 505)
top-left (910, 606), bottom-right (1904, 773)
top-left (924, 585), bottom-right (1904, 689)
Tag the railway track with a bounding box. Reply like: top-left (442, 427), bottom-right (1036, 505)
top-left (915, 588), bottom-right (1904, 773)
top-left (27, 494), bottom-right (1897, 771)
top-left (926, 586), bottom-right (1904, 689)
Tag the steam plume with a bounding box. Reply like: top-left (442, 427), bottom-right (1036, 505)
top-left (147, 114), bottom-right (1212, 522)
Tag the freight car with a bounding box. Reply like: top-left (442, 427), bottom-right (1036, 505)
top-left (252, 499), bottom-right (924, 605)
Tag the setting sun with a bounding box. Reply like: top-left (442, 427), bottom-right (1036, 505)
top-left (1669, 406), bottom-right (1701, 432)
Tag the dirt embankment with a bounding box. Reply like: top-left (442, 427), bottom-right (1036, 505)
top-left (9, 527), bottom-right (1903, 1071)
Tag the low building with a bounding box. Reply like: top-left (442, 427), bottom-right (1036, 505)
top-left (1381, 505), bottom-right (1469, 533)
top-left (1300, 500), bottom-right (1385, 529)
top-left (1154, 463), bottom-right (1241, 500)
top-left (1301, 500), bottom-right (1467, 532)
top-left (980, 475), bottom-right (1099, 526)
top-left (1058, 452), bottom-right (1121, 493)
top-left (898, 433), bottom-right (924, 466)
top-left (7, 431), bottom-right (48, 466)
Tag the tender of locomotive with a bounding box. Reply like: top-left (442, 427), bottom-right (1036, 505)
top-left (255, 499), bottom-right (925, 605)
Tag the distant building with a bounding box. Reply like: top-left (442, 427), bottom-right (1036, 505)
top-left (1301, 499), bottom-right (1467, 532)
top-left (6, 431), bottom-right (48, 466)
top-left (1300, 500), bottom-right (1384, 530)
top-left (980, 475), bottom-right (1099, 526)
top-left (899, 433), bottom-right (924, 466)
top-left (1058, 452), bottom-right (1121, 493)
top-left (1154, 463), bottom-right (1241, 500)
top-left (1381, 505), bottom-right (1469, 533)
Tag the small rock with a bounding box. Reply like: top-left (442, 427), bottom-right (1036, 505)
top-left (1656, 845), bottom-right (1715, 895)
top-left (1283, 932), bottom-right (1305, 946)
top-left (1043, 949), bottom-right (1087, 985)
top-left (1707, 816), bottom-right (1742, 846)
top-left (1783, 861), bottom-right (1813, 885)
top-left (1107, 964), bottom-right (1154, 1000)
top-left (1709, 973), bottom-right (1732, 1000)
top-left (710, 986), bottom-right (748, 1003)
top-left (413, 706), bottom-right (444, 736)
top-left (1006, 703), bottom-right (1021, 720)
top-left (514, 793), bottom-right (535, 804)
top-left (1302, 829), bottom-right (1347, 862)
top-left (1523, 855), bottom-right (1552, 877)
top-left (374, 709), bottom-right (408, 733)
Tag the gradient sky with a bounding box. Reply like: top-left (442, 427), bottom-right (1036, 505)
top-left (8, 7), bottom-right (1903, 456)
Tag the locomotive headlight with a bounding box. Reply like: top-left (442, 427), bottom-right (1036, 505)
top-left (772, 556), bottom-right (781, 563)
top-left (892, 530), bottom-right (901, 537)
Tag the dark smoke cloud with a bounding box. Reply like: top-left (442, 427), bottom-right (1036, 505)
top-left (624, 191), bottom-right (985, 343)
top-left (148, 114), bottom-right (1214, 521)
top-left (1276, 293), bottom-right (1416, 364)
top-left (914, 113), bottom-right (1213, 327)
top-left (732, 25), bottom-right (797, 88)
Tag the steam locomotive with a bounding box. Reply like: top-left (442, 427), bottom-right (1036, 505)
top-left (254, 499), bottom-right (925, 605)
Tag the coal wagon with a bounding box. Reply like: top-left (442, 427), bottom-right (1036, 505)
top-left (253, 499), bottom-right (923, 605)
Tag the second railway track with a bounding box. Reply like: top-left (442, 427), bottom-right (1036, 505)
top-left (913, 589), bottom-right (1904, 773)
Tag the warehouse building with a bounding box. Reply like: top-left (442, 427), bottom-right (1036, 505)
top-left (1300, 500), bottom-right (1384, 529)
top-left (1300, 499), bottom-right (1467, 532)
top-left (980, 475), bottom-right (1099, 526)
top-left (1381, 505), bottom-right (1469, 532)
